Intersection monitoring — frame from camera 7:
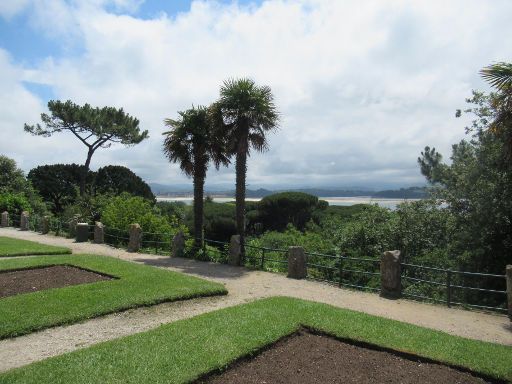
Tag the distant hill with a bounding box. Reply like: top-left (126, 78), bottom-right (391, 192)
top-left (151, 183), bottom-right (428, 199)
top-left (371, 187), bottom-right (428, 199)
top-left (242, 187), bottom-right (428, 199)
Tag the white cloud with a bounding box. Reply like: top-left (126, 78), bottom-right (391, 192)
top-left (1, 0), bottom-right (512, 189)
top-left (0, 0), bottom-right (31, 19)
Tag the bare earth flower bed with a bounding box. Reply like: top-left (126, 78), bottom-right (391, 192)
top-left (200, 331), bottom-right (494, 384)
top-left (0, 265), bottom-right (113, 298)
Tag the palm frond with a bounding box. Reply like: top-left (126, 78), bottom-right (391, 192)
top-left (480, 62), bottom-right (512, 91)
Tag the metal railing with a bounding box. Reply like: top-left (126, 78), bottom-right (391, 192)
top-left (245, 244), bottom-right (289, 272)
top-left (2, 214), bottom-right (508, 314)
top-left (401, 263), bottom-right (507, 313)
top-left (305, 252), bottom-right (381, 292)
top-left (104, 227), bottom-right (129, 247)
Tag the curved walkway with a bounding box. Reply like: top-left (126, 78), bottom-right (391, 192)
top-left (0, 228), bottom-right (510, 372)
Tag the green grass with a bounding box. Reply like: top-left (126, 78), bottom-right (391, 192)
top-left (0, 254), bottom-right (226, 338)
top-left (0, 236), bottom-right (71, 256)
top-left (1, 297), bottom-right (510, 383)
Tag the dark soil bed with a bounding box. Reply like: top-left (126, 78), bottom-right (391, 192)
top-left (0, 265), bottom-right (113, 298)
top-left (200, 331), bottom-right (493, 384)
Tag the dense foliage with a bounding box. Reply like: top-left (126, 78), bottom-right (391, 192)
top-left (419, 90), bottom-right (512, 274)
top-left (0, 193), bottom-right (31, 217)
top-left (101, 194), bottom-right (187, 236)
top-left (257, 192), bottom-right (322, 231)
top-left (95, 165), bottom-right (155, 202)
top-left (0, 155), bottom-right (46, 215)
top-left (28, 164), bottom-right (83, 213)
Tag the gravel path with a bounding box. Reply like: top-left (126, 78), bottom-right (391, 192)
top-left (0, 228), bottom-right (510, 373)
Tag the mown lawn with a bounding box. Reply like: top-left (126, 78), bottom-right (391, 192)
top-left (0, 236), bottom-right (71, 257)
top-left (1, 297), bottom-right (510, 384)
top-left (0, 254), bottom-right (226, 338)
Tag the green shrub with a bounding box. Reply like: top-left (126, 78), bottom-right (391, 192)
top-left (246, 225), bottom-right (335, 273)
top-left (258, 192), bottom-right (321, 231)
top-left (101, 193), bottom-right (187, 236)
top-left (156, 201), bottom-right (188, 222)
top-left (0, 192), bottom-right (32, 216)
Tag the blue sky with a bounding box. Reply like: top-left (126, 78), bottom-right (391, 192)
top-left (0, 0), bottom-right (511, 189)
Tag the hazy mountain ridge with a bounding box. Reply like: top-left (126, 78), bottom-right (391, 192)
top-left (152, 184), bottom-right (428, 199)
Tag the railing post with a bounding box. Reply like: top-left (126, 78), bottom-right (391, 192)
top-left (261, 248), bottom-right (266, 269)
top-left (55, 218), bottom-right (62, 236)
top-left (446, 270), bottom-right (452, 308)
top-left (94, 222), bottom-right (105, 244)
top-left (76, 223), bottom-right (89, 242)
top-left (228, 235), bottom-right (241, 266)
top-left (338, 256), bottom-right (344, 288)
top-left (68, 215), bottom-right (80, 238)
top-left (128, 224), bottom-right (142, 252)
top-left (172, 231), bottom-right (185, 258)
top-left (1, 211), bottom-right (8, 227)
top-left (506, 265), bottom-right (512, 320)
top-left (41, 216), bottom-right (50, 234)
top-left (288, 246), bottom-right (307, 279)
top-left (380, 250), bottom-right (401, 299)
top-left (20, 211), bottom-right (29, 231)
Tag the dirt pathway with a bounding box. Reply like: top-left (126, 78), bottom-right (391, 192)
top-left (0, 228), bottom-right (510, 373)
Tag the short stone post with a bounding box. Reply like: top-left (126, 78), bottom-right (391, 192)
top-left (76, 223), bottom-right (89, 242)
top-left (506, 265), bottom-right (512, 320)
top-left (41, 216), bottom-right (50, 234)
top-left (1, 211), bottom-right (8, 227)
top-left (20, 211), bottom-right (29, 231)
top-left (127, 223), bottom-right (142, 252)
top-left (228, 235), bottom-right (241, 266)
top-left (68, 215), bottom-right (80, 238)
top-left (94, 222), bottom-right (104, 244)
top-left (380, 250), bottom-right (402, 299)
top-left (288, 246), bottom-right (307, 279)
top-left (172, 231), bottom-right (185, 258)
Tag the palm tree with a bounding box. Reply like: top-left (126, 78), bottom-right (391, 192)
top-left (480, 62), bottom-right (512, 159)
top-left (480, 62), bottom-right (512, 90)
top-left (163, 106), bottom-right (229, 251)
top-left (214, 78), bottom-right (279, 258)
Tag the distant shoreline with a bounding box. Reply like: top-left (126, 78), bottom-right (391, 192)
top-left (156, 196), bottom-right (422, 209)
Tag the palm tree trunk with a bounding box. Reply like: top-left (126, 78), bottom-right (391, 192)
top-left (235, 148), bottom-right (247, 259)
top-left (193, 168), bottom-right (206, 253)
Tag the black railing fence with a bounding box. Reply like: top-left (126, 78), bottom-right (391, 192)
top-left (104, 227), bottom-right (130, 248)
top-left (140, 230), bottom-right (172, 255)
top-left (1, 213), bottom-right (508, 314)
top-left (245, 244), bottom-right (288, 272)
top-left (401, 263), bottom-right (507, 313)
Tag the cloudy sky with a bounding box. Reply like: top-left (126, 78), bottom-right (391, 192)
top-left (0, 0), bottom-right (510, 190)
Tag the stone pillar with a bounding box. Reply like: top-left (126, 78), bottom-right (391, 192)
top-left (41, 216), bottom-right (50, 234)
top-left (94, 222), bottom-right (105, 244)
top-left (128, 224), bottom-right (142, 252)
top-left (507, 265), bottom-right (512, 320)
top-left (228, 235), bottom-right (241, 266)
top-left (380, 250), bottom-right (402, 299)
top-left (1, 212), bottom-right (8, 227)
top-left (288, 246), bottom-right (307, 279)
top-left (76, 223), bottom-right (89, 242)
top-left (68, 215), bottom-right (80, 238)
top-left (172, 231), bottom-right (185, 258)
top-left (20, 211), bottom-right (29, 231)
